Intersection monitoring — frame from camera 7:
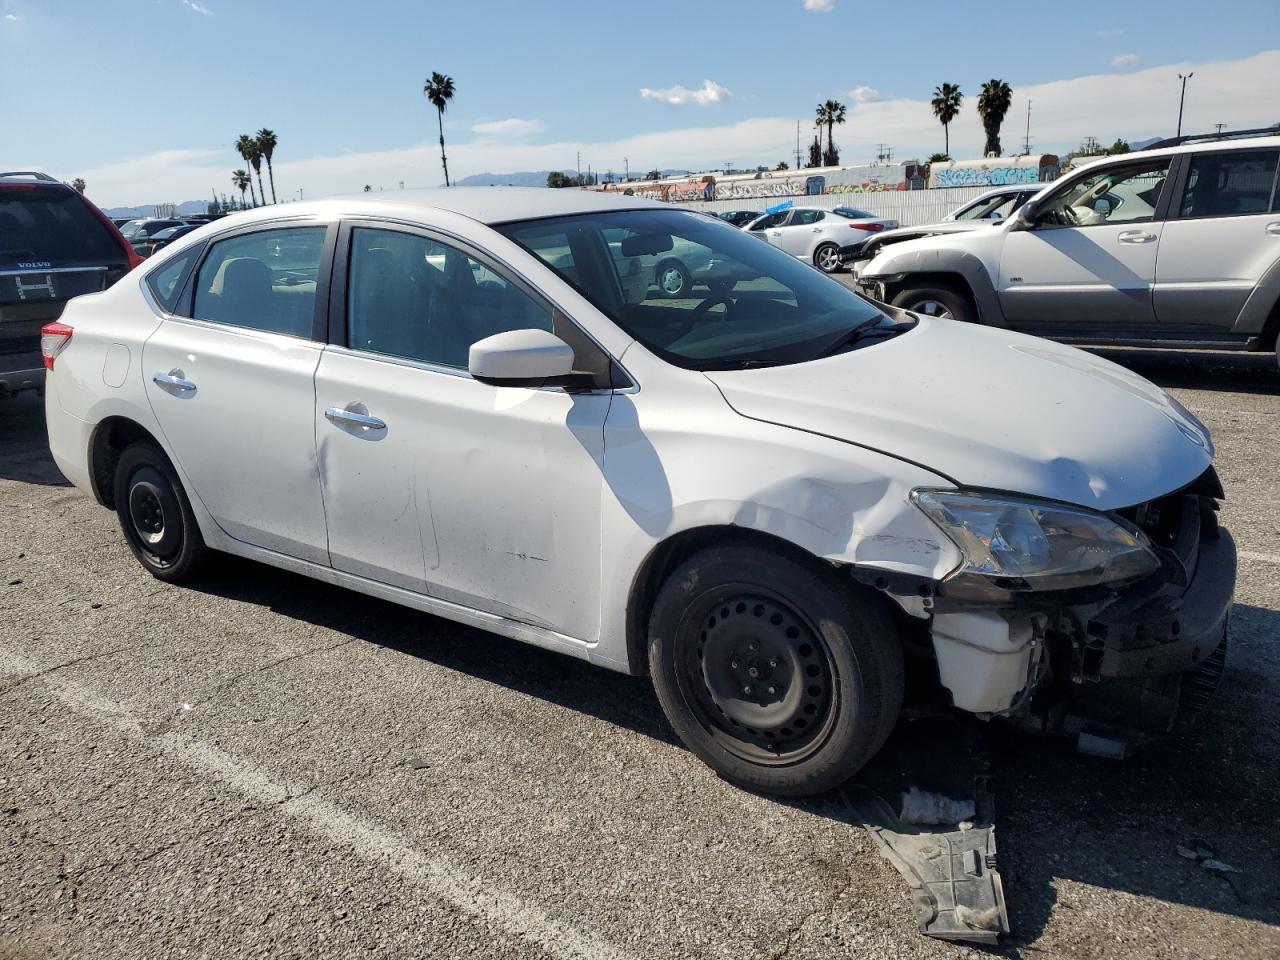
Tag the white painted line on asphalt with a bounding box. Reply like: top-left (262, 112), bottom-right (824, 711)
top-left (0, 648), bottom-right (633, 960)
top-left (1240, 551), bottom-right (1280, 566)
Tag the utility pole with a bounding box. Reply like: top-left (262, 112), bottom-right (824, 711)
top-left (576, 151), bottom-right (581, 183)
top-left (624, 157), bottom-right (629, 181)
top-left (1214, 122), bottom-right (1226, 135)
top-left (1023, 100), bottom-right (1032, 155)
top-left (1176, 72), bottom-right (1194, 138)
top-left (795, 121), bottom-right (801, 170)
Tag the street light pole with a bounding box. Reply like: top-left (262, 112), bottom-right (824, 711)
top-left (1176, 72), bottom-right (1194, 139)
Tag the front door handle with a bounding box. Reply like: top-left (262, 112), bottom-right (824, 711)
top-left (1117, 230), bottom-right (1156, 244)
top-left (1266, 221), bottom-right (1280, 236)
top-left (152, 371), bottom-right (196, 393)
top-left (325, 405), bottom-right (386, 432)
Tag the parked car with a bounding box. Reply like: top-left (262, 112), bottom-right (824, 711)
top-left (44, 189), bottom-right (1234, 797)
top-left (1, 171), bottom-right (141, 397)
top-left (856, 132), bottom-right (1280, 364)
top-left (718, 210), bottom-right (760, 228)
top-left (841, 184), bottom-right (1045, 268)
top-left (119, 218), bottom-right (185, 241)
top-left (131, 223), bottom-right (202, 259)
top-left (745, 206), bottom-right (897, 273)
top-left (111, 216), bottom-right (135, 229)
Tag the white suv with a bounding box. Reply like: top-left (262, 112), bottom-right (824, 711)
top-left (44, 189), bottom-right (1235, 796)
top-left (856, 132), bottom-right (1280, 365)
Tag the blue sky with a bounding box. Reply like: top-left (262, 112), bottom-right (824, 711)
top-left (3, 0), bottom-right (1278, 205)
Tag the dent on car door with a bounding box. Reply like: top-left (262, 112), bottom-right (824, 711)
top-left (313, 223), bottom-right (611, 640)
top-left (142, 223), bottom-right (334, 563)
top-left (996, 156), bottom-right (1173, 332)
top-left (1153, 148), bottom-right (1280, 332)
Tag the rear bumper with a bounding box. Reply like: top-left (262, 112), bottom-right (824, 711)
top-left (0, 357), bottom-right (44, 397)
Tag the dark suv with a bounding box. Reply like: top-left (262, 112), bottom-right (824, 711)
top-left (1, 172), bottom-right (140, 396)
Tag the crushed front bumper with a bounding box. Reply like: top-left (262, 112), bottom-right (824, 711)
top-left (918, 472), bottom-right (1236, 749)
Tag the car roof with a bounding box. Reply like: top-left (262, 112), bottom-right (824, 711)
top-left (1073, 134), bottom-right (1280, 173)
top-left (211, 187), bottom-right (670, 230)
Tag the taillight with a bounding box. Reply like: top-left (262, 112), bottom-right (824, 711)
top-left (40, 322), bottom-right (73, 370)
top-left (854, 223), bottom-right (886, 233)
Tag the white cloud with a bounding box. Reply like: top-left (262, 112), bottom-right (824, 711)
top-left (182, 0), bottom-right (213, 15)
top-left (848, 85), bottom-right (885, 103)
top-left (4, 13), bottom-right (21, 22)
top-left (57, 51), bottom-right (1280, 208)
top-left (1110, 53), bottom-right (1140, 70)
top-left (640, 79), bottom-right (731, 107)
top-left (469, 118), bottom-right (544, 139)
top-left (803, 0), bottom-right (834, 11)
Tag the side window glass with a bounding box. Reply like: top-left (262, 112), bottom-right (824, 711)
top-left (751, 212), bottom-right (786, 230)
top-left (145, 248), bottom-right (198, 312)
top-left (1035, 159), bottom-right (1171, 228)
top-left (347, 227), bottom-right (552, 370)
top-left (191, 227), bottom-right (325, 337)
top-left (1180, 151), bottom-right (1279, 219)
top-left (792, 210), bottom-right (820, 226)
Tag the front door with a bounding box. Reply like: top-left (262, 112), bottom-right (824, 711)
top-left (142, 223), bottom-right (334, 564)
top-left (774, 209), bottom-right (825, 257)
top-left (997, 156), bottom-right (1173, 332)
top-left (314, 224), bottom-right (610, 641)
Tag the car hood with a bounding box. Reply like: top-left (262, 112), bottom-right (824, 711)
top-left (874, 221), bottom-right (989, 242)
top-left (705, 317), bottom-right (1213, 511)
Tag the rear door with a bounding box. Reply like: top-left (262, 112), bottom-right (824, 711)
top-left (142, 221), bottom-right (336, 564)
top-left (774, 209), bottom-right (825, 257)
top-left (0, 180), bottom-right (129, 380)
top-left (1153, 148), bottom-right (1280, 332)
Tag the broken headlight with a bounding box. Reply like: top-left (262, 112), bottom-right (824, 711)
top-left (913, 490), bottom-right (1160, 596)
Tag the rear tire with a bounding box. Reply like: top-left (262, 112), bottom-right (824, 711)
top-left (655, 259), bottom-right (691, 298)
top-left (113, 442), bottom-right (208, 583)
top-left (813, 242), bottom-right (841, 274)
top-left (648, 542), bottom-right (904, 797)
top-left (891, 282), bottom-right (974, 323)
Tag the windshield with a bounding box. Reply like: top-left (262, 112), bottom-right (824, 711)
top-left (954, 192), bottom-right (1021, 220)
top-left (497, 208), bottom-right (890, 370)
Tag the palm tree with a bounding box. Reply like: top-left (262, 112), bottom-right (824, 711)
top-left (235, 135), bottom-right (259, 206)
top-left (423, 72), bottom-right (456, 187)
top-left (363, 184), bottom-right (372, 192)
top-left (256, 128), bottom-right (278, 204)
top-left (71, 178), bottom-right (86, 194)
top-left (977, 79), bottom-right (1014, 157)
top-left (931, 83), bottom-right (963, 158)
top-left (814, 99), bottom-right (847, 164)
top-left (231, 170), bottom-right (251, 209)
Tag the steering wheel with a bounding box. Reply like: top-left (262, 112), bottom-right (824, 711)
top-left (672, 295), bottom-right (734, 339)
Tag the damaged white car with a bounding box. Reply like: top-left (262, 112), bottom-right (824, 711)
top-left (43, 189), bottom-right (1235, 797)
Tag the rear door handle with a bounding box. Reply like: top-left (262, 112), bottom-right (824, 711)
top-left (1117, 230), bottom-right (1156, 244)
top-left (1266, 222), bottom-right (1280, 236)
top-left (152, 371), bottom-right (196, 393)
top-left (324, 405), bottom-right (386, 432)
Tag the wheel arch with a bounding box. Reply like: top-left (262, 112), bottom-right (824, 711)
top-left (871, 249), bottom-right (1003, 325)
top-left (625, 525), bottom-right (858, 677)
top-left (87, 416), bottom-right (165, 509)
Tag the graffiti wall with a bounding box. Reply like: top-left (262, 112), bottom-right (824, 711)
top-left (927, 155), bottom-right (1060, 188)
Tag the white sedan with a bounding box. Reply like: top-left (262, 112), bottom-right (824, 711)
top-left (743, 205), bottom-right (897, 273)
top-left (43, 188), bottom-right (1233, 797)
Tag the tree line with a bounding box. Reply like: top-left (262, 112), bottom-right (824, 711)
top-left (230, 129), bottom-right (279, 208)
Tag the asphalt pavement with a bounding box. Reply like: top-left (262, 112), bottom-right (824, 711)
top-left (2, 346), bottom-right (1278, 960)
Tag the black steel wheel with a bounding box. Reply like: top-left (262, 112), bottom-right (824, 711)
top-left (113, 442), bottom-right (209, 582)
top-left (649, 541), bottom-right (904, 797)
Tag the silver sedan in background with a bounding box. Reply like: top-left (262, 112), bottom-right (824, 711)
top-left (743, 205), bottom-right (897, 273)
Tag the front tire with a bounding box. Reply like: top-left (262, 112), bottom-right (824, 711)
top-left (648, 542), bottom-right (904, 797)
top-left (813, 242), bottom-right (842, 274)
top-left (890, 282), bottom-right (974, 322)
top-left (113, 442), bottom-right (208, 582)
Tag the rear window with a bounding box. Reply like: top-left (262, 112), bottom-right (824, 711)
top-left (0, 186), bottom-right (124, 267)
top-left (832, 207), bottom-right (875, 219)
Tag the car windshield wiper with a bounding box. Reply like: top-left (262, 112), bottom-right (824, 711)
top-left (806, 315), bottom-right (894, 360)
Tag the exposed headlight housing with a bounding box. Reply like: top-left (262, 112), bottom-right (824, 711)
top-left (913, 489), bottom-right (1160, 597)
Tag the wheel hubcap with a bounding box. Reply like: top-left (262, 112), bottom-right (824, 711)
top-left (817, 248), bottom-right (839, 271)
top-left (660, 268), bottom-right (684, 295)
top-left (685, 595), bottom-right (834, 760)
top-left (127, 473), bottom-right (181, 561)
top-left (909, 299), bottom-right (953, 320)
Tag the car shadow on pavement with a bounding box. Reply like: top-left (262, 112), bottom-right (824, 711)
top-left (0, 392), bottom-right (71, 487)
top-left (192, 558), bottom-right (1280, 948)
top-left (1086, 347), bottom-right (1280, 396)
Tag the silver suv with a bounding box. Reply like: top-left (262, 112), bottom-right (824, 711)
top-left (856, 130), bottom-right (1280, 365)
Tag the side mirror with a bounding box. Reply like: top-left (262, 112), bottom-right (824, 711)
top-left (469, 329), bottom-right (575, 387)
top-left (1008, 202), bottom-right (1037, 231)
